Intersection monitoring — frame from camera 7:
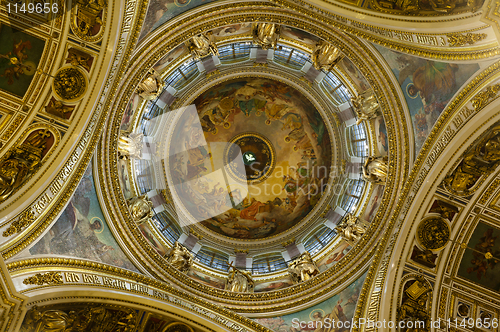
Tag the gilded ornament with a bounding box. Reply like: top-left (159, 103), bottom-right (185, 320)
top-left (362, 156), bottom-right (388, 184)
top-left (185, 31), bottom-right (219, 60)
top-left (21, 305), bottom-right (136, 332)
top-left (397, 276), bottom-right (431, 330)
top-left (416, 217), bottom-right (450, 251)
top-left (164, 322), bottom-right (194, 332)
top-left (281, 238), bottom-right (296, 247)
top-left (137, 69), bottom-right (164, 100)
top-left (226, 265), bottom-right (254, 293)
top-left (118, 131), bottom-right (144, 159)
top-left (351, 89), bottom-right (380, 125)
top-left (471, 84), bottom-right (500, 111)
top-left (447, 33), bottom-right (487, 47)
top-left (75, 0), bottom-right (106, 36)
top-left (127, 195), bottom-right (154, 222)
top-left (45, 99), bottom-right (75, 119)
top-left (252, 23), bottom-right (281, 50)
top-left (164, 242), bottom-right (193, 273)
top-left (52, 67), bottom-right (88, 102)
top-left (335, 213), bottom-right (367, 244)
top-left (287, 251), bottom-right (319, 284)
top-left (189, 228), bottom-right (203, 240)
top-left (66, 48), bottom-right (93, 71)
top-left (443, 122), bottom-right (500, 195)
top-left (311, 40), bottom-right (343, 72)
top-left (429, 0), bottom-right (457, 13)
top-left (3, 210), bottom-right (36, 237)
top-left (0, 129), bottom-right (52, 204)
top-left (23, 272), bottom-right (63, 286)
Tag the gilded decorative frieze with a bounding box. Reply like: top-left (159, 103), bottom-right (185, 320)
top-left (22, 272), bottom-right (63, 286)
top-left (447, 33), bottom-right (488, 47)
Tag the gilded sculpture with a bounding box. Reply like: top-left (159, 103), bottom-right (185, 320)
top-left (351, 89), bottom-right (380, 125)
top-left (137, 69), bottom-right (164, 100)
top-left (335, 213), bottom-right (367, 244)
top-left (397, 276), bottom-right (432, 331)
top-left (76, 0), bottom-right (107, 36)
top-left (21, 305), bottom-right (136, 332)
top-left (127, 195), bottom-right (154, 222)
top-left (0, 129), bottom-right (52, 203)
top-left (225, 265), bottom-right (254, 293)
top-left (252, 23), bottom-right (281, 50)
top-left (443, 123), bottom-right (500, 196)
top-left (311, 40), bottom-right (343, 72)
top-left (118, 130), bottom-right (144, 159)
top-left (362, 156), bottom-right (389, 184)
top-left (165, 241), bottom-right (193, 273)
top-left (287, 251), bottom-right (319, 283)
top-left (185, 31), bottom-right (219, 60)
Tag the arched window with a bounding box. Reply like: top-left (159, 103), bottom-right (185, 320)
top-left (195, 248), bottom-right (229, 272)
top-left (349, 123), bottom-right (367, 157)
top-left (340, 179), bottom-right (365, 213)
top-left (165, 59), bottom-right (198, 90)
top-left (304, 226), bottom-right (337, 255)
top-left (152, 211), bottom-right (181, 245)
top-left (252, 254), bottom-right (287, 274)
top-left (134, 159), bottom-right (154, 195)
top-left (274, 45), bottom-right (309, 70)
top-left (218, 42), bottom-right (252, 62)
top-left (323, 72), bottom-right (351, 104)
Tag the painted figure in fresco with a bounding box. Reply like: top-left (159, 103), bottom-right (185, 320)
top-left (226, 266), bottom-right (254, 292)
top-left (466, 228), bottom-right (499, 279)
top-left (311, 40), bottom-right (343, 72)
top-left (336, 213), bottom-right (367, 243)
top-left (314, 299), bottom-right (350, 332)
top-left (165, 241), bottom-right (193, 273)
top-left (288, 251), bottom-right (320, 283)
top-left (362, 156), bottom-right (389, 184)
top-left (252, 23), bottom-right (281, 50)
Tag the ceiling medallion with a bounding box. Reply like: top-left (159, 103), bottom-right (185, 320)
top-left (224, 132), bottom-right (276, 185)
top-left (416, 217), bottom-right (450, 251)
top-left (52, 66), bottom-right (88, 102)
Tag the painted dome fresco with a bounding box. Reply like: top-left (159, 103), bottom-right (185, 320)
top-left (168, 77), bottom-right (332, 239)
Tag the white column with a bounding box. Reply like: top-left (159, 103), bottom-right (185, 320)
top-left (315, 72), bottom-right (326, 83)
top-left (267, 49), bottom-right (274, 60)
top-left (250, 47), bottom-right (257, 59)
top-left (301, 62), bottom-right (312, 73)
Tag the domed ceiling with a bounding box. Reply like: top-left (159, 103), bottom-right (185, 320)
top-left (168, 77), bottom-right (331, 239)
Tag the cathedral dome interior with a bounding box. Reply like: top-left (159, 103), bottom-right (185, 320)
top-left (0, 0), bottom-right (499, 331)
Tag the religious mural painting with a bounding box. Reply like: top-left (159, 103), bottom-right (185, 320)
top-left (316, 241), bottom-right (352, 272)
top-left (337, 57), bottom-right (370, 92)
top-left (138, 0), bottom-right (218, 41)
top-left (153, 44), bottom-right (188, 73)
top-left (362, 184), bottom-right (385, 222)
top-left (374, 117), bottom-right (388, 156)
top-left (187, 269), bottom-right (226, 289)
top-left (254, 278), bottom-right (295, 292)
top-left (458, 221), bottom-right (500, 291)
top-left (372, 44), bottom-right (480, 155)
top-left (212, 23), bottom-right (252, 38)
top-left (281, 26), bottom-right (319, 48)
top-left (0, 24), bottom-right (45, 97)
top-left (254, 271), bottom-right (367, 331)
top-left (168, 78), bottom-right (332, 239)
top-left (28, 162), bottom-right (139, 272)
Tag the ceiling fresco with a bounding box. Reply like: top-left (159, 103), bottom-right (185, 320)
top-left (373, 44), bottom-right (482, 155)
top-left (167, 77), bottom-right (332, 239)
top-left (21, 162), bottom-right (139, 273)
